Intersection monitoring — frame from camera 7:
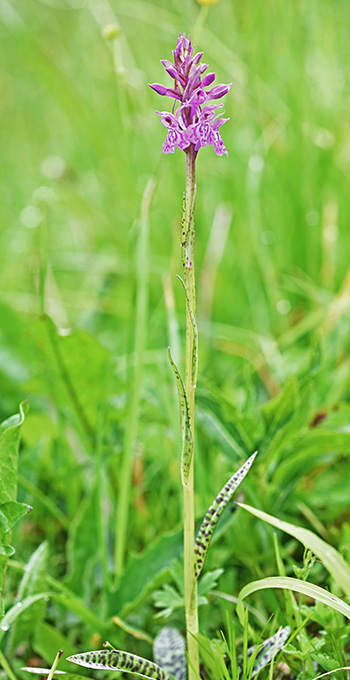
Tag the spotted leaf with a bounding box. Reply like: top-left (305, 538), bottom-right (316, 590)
top-left (194, 452), bottom-right (257, 579)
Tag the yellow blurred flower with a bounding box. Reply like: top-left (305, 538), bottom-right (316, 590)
top-left (196, 0), bottom-right (220, 4)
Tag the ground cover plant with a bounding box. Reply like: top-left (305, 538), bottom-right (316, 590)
top-left (1, 1), bottom-right (350, 680)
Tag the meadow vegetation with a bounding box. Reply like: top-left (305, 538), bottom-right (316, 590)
top-left (0, 1), bottom-right (350, 679)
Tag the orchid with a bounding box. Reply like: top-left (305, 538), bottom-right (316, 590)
top-left (149, 34), bottom-right (234, 680)
top-left (149, 33), bottom-right (231, 156)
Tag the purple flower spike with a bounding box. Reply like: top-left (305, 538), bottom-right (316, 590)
top-left (149, 33), bottom-right (231, 157)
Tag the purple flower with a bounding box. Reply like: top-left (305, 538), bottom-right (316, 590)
top-left (149, 33), bottom-right (231, 157)
top-left (186, 105), bottom-right (229, 157)
top-left (157, 111), bottom-right (190, 154)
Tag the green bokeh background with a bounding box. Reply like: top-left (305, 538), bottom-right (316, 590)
top-left (2, 0), bottom-right (349, 365)
top-left (1, 0), bottom-right (350, 669)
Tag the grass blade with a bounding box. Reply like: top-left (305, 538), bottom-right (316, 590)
top-left (237, 576), bottom-right (350, 621)
top-left (237, 503), bottom-right (350, 598)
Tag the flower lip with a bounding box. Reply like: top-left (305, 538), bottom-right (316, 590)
top-left (156, 110), bottom-right (180, 128)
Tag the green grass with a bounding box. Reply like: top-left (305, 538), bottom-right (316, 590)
top-left (1, 0), bottom-right (350, 679)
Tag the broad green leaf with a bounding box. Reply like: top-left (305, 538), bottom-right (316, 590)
top-left (0, 545), bottom-right (15, 559)
top-left (237, 577), bottom-right (350, 622)
top-left (108, 528), bottom-right (183, 617)
top-left (0, 403), bottom-right (28, 613)
top-left (0, 501), bottom-right (32, 533)
top-left (237, 503), bottom-right (350, 598)
top-left (28, 315), bottom-right (111, 440)
top-left (0, 402), bottom-right (27, 504)
top-left (153, 627), bottom-right (186, 680)
top-left (7, 542), bottom-right (48, 655)
top-left (168, 348), bottom-right (193, 485)
top-left (67, 649), bottom-right (173, 680)
top-left (194, 452), bottom-right (257, 579)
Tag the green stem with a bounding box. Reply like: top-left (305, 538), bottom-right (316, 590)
top-left (183, 146), bottom-right (199, 680)
top-left (0, 651), bottom-right (18, 680)
top-left (47, 649), bottom-right (63, 680)
top-left (96, 407), bottom-right (111, 612)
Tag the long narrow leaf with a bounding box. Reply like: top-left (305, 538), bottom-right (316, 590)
top-left (168, 348), bottom-right (193, 485)
top-left (67, 650), bottom-right (173, 680)
top-left (0, 591), bottom-right (105, 645)
top-left (177, 276), bottom-right (198, 389)
top-left (194, 452), bottom-right (257, 579)
top-left (237, 503), bottom-right (350, 598)
top-left (237, 577), bottom-right (350, 621)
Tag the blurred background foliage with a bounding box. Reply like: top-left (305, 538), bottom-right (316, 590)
top-left (1, 0), bottom-right (350, 675)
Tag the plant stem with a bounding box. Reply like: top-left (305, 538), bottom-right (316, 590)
top-left (96, 406), bottom-right (111, 613)
top-left (0, 651), bottom-right (18, 680)
top-left (47, 650), bottom-right (63, 680)
top-left (183, 145), bottom-right (199, 680)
